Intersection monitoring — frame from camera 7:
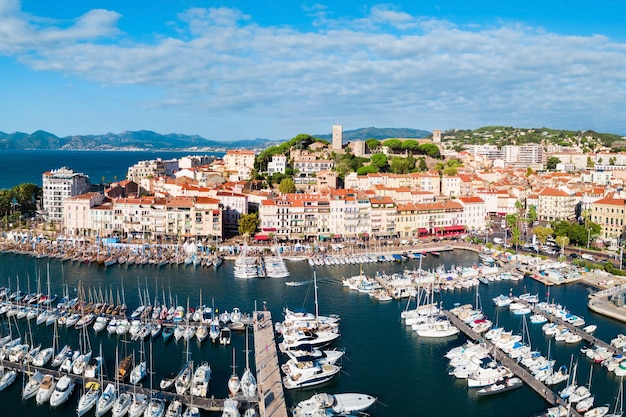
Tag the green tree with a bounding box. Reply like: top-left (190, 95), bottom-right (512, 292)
top-left (278, 178), bottom-right (296, 194)
top-left (443, 166), bottom-right (458, 176)
top-left (401, 139), bottom-right (420, 153)
top-left (369, 153), bottom-right (389, 171)
top-left (527, 205), bottom-right (538, 225)
top-left (418, 158), bottom-right (428, 172)
top-left (532, 225), bottom-right (553, 243)
top-left (365, 139), bottom-right (380, 152)
top-left (357, 165), bottom-right (379, 175)
top-left (417, 143), bottom-right (441, 159)
top-left (389, 156), bottom-right (412, 174)
top-left (526, 167), bottom-right (534, 176)
top-left (382, 139), bottom-right (403, 152)
top-left (546, 156), bottom-right (561, 170)
top-left (238, 213), bottom-right (259, 236)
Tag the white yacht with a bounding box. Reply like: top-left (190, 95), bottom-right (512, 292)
top-left (222, 399), bottom-right (241, 417)
top-left (50, 375), bottom-right (75, 407)
top-left (190, 362), bottom-right (211, 397)
top-left (35, 374), bottom-right (56, 405)
top-left (293, 392), bottom-right (377, 417)
top-left (282, 362), bottom-right (341, 390)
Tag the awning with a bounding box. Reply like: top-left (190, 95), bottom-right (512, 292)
top-left (445, 225), bottom-right (465, 231)
top-left (332, 234), bottom-right (342, 239)
top-left (254, 234), bottom-right (269, 241)
top-left (418, 228), bottom-right (429, 234)
top-left (263, 227), bottom-right (277, 232)
top-left (362, 233), bottom-right (369, 237)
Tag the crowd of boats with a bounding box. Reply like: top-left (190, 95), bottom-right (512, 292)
top-left (273, 274), bottom-right (376, 416)
top-left (233, 245), bottom-right (290, 279)
top-left (2, 237), bottom-right (226, 270)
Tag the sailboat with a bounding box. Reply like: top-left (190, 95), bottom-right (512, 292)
top-left (76, 381), bottom-right (101, 416)
top-left (228, 348), bottom-right (241, 396)
top-left (129, 341), bottom-right (147, 385)
top-left (606, 377), bottom-right (624, 417)
top-left (22, 369), bottom-right (44, 400)
top-left (144, 339), bottom-right (165, 417)
top-left (111, 347), bottom-right (132, 417)
top-left (240, 326), bottom-right (257, 399)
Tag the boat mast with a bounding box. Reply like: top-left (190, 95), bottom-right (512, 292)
top-left (313, 271), bottom-right (319, 319)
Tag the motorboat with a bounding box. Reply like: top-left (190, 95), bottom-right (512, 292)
top-left (220, 327), bottom-right (232, 345)
top-left (477, 377), bottom-right (523, 396)
top-left (76, 381), bottom-right (100, 417)
top-left (159, 371), bottom-right (178, 391)
top-left (96, 383), bottom-right (117, 417)
top-left (282, 362), bottom-right (341, 390)
top-left (50, 375), bottom-right (75, 407)
top-left (190, 361), bottom-right (211, 398)
top-left (35, 374), bottom-right (56, 405)
top-left (222, 399), bottom-right (241, 417)
top-left (293, 392), bottom-right (377, 416)
top-left (285, 347), bottom-right (345, 365)
top-left (22, 370), bottom-right (44, 400)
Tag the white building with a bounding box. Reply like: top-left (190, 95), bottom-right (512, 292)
top-left (267, 155), bottom-right (287, 175)
top-left (42, 167), bottom-right (91, 223)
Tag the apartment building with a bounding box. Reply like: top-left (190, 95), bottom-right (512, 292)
top-left (537, 187), bottom-right (577, 222)
top-left (591, 195), bottom-right (626, 242)
top-left (42, 167), bottom-right (91, 223)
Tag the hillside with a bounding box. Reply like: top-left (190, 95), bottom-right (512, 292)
top-left (0, 130), bottom-right (276, 151)
top-left (315, 127), bottom-right (431, 142)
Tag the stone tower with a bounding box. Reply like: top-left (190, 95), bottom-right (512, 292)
top-left (332, 124), bottom-right (343, 151)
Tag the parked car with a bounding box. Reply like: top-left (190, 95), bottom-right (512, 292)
top-left (569, 253), bottom-right (579, 259)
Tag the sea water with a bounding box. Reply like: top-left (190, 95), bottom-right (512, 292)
top-left (0, 250), bottom-right (623, 417)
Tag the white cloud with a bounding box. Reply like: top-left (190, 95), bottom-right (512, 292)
top-left (2, 3), bottom-right (626, 136)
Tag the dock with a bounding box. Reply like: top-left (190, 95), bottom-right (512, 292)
top-left (443, 310), bottom-right (582, 417)
top-left (253, 310), bottom-right (289, 417)
top-left (0, 359), bottom-right (234, 411)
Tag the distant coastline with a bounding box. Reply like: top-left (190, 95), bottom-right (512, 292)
top-left (0, 149), bottom-right (225, 189)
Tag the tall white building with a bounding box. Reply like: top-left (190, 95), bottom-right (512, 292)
top-left (42, 167), bottom-right (91, 223)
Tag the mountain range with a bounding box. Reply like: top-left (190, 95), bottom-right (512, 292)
top-left (0, 127), bottom-right (432, 150)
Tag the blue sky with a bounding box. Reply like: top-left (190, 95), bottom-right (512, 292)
top-left (2, 0), bottom-right (626, 141)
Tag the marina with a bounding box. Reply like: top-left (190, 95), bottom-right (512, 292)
top-left (0, 247), bottom-right (625, 416)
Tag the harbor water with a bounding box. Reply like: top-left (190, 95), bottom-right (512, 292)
top-left (0, 250), bottom-right (624, 417)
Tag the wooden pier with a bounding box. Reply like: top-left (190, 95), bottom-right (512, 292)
top-left (443, 310), bottom-right (582, 417)
top-left (253, 310), bottom-right (289, 417)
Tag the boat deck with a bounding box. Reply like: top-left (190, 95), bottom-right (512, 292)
top-left (253, 310), bottom-right (288, 417)
top-left (443, 310), bottom-right (583, 417)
